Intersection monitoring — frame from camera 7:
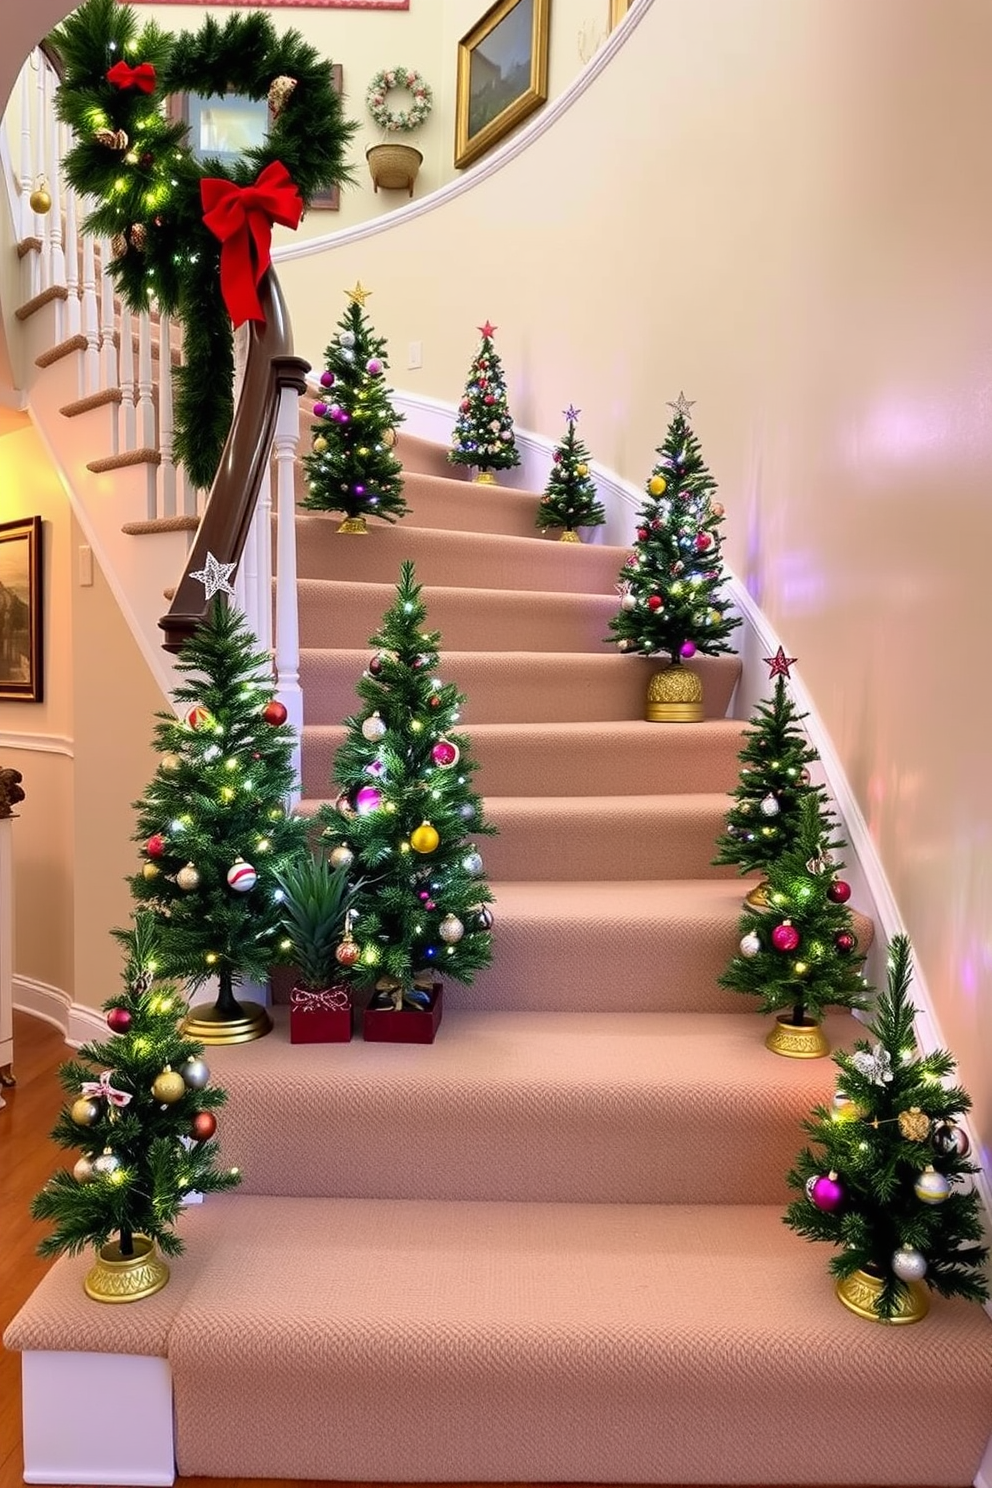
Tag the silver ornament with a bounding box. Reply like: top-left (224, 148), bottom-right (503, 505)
top-left (891, 1245), bottom-right (927, 1282)
top-left (329, 844), bottom-right (354, 870)
top-left (914, 1166), bottom-right (951, 1205)
top-left (339, 332), bottom-right (356, 349)
top-left (462, 851), bottom-right (484, 877)
top-left (458, 803), bottom-right (475, 821)
top-left (438, 914), bottom-right (464, 944)
top-left (93, 1149), bottom-right (120, 1176)
top-left (182, 1057), bottom-right (211, 1091)
top-left (851, 1043), bottom-right (893, 1086)
top-left (739, 931), bottom-right (761, 958)
top-left (177, 862), bottom-right (201, 892)
top-left (73, 1155), bottom-right (96, 1184)
top-left (621, 593), bottom-right (636, 612)
top-left (759, 793), bottom-right (781, 817)
top-left (473, 904), bottom-right (494, 931)
top-left (361, 712), bottom-right (387, 742)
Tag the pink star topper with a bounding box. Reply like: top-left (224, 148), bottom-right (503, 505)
top-left (765, 646), bottom-right (798, 679)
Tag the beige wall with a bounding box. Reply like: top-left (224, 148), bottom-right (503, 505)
top-left (273, 0), bottom-right (992, 1148)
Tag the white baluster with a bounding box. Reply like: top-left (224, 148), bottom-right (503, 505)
top-left (136, 311), bottom-right (156, 517)
top-left (235, 511), bottom-right (259, 641)
top-left (46, 83), bottom-right (65, 309)
top-left (81, 229), bottom-right (99, 394)
top-left (34, 58), bottom-right (50, 291)
top-left (18, 59), bottom-right (34, 246)
top-left (254, 462), bottom-right (274, 658)
top-left (62, 131), bottom-right (81, 340)
top-left (273, 384), bottom-right (303, 805)
top-left (118, 305), bottom-right (136, 453)
top-left (158, 313), bottom-right (176, 517)
top-left (99, 240), bottom-right (117, 402)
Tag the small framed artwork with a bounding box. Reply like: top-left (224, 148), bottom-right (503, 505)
top-left (170, 64), bottom-right (344, 208)
top-left (0, 517), bottom-right (43, 703)
top-left (455, 0), bottom-right (551, 170)
top-left (609, 0), bottom-right (632, 26)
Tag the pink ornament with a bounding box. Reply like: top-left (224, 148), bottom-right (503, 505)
top-left (431, 740), bottom-right (460, 768)
top-left (680, 641), bottom-right (697, 658)
top-left (355, 785), bottom-right (383, 815)
top-left (328, 403), bottom-right (341, 417)
top-left (771, 922), bottom-right (801, 953)
top-left (419, 891), bottom-right (430, 901)
top-left (460, 399), bottom-right (470, 412)
top-left (809, 1172), bottom-right (845, 1213)
top-left (484, 395), bottom-right (495, 405)
top-left (312, 401), bottom-right (328, 418)
top-left (320, 371), bottom-right (335, 388)
top-left (712, 502), bottom-right (725, 517)
top-left (366, 358), bottom-right (383, 375)
top-left (695, 532), bottom-right (713, 551)
top-left (828, 879), bottom-right (852, 904)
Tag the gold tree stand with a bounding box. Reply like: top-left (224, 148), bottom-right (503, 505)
top-left (473, 471), bottom-right (497, 484)
top-left (84, 1235), bottom-right (170, 1304)
top-left (836, 1268), bottom-right (929, 1324)
top-left (337, 516), bottom-right (368, 534)
top-left (646, 667), bottom-right (704, 723)
top-left (182, 1000), bottom-right (272, 1045)
top-left (765, 1014), bottom-right (830, 1059)
top-left (559, 530), bottom-right (581, 543)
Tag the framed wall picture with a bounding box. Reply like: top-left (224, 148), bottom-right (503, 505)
top-left (455, 0), bottom-right (551, 170)
top-left (0, 517), bottom-right (43, 703)
top-left (609, 0), bottom-right (632, 26)
top-left (170, 64), bottom-right (344, 208)
top-left (125, 2), bottom-right (408, 8)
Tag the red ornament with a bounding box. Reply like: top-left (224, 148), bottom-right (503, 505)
top-left (651, 519), bottom-right (662, 531)
top-left (146, 834), bottom-right (166, 859)
top-left (460, 399), bottom-right (470, 412)
top-left (190, 1111), bottom-right (217, 1142)
top-left (835, 931), bottom-right (855, 954)
top-left (484, 395), bottom-right (495, 405)
top-left (368, 654), bottom-right (384, 676)
top-left (185, 705), bottom-right (211, 731)
top-left (477, 377), bottom-right (487, 388)
top-left (647, 595), bottom-right (663, 611)
top-left (262, 699), bottom-right (288, 726)
top-left (636, 528), bottom-right (649, 541)
top-left (695, 532), bottom-right (713, 551)
top-left (107, 1007), bottom-right (132, 1034)
top-left (771, 922), bottom-right (801, 953)
top-left (429, 695), bottom-right (441, 708)
top-left (335, 940), bottom-right (360, 967)
top-left (827, 880), bottom-right (852, 904)
top-left (200, 162), bottom-right (303, 328)
top-left (431, 740), bottom-right (460, 768)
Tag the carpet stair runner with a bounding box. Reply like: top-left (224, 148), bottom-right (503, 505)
top-left (7, 419), bottom-right (992, 1485)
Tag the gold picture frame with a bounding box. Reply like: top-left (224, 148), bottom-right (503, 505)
top-left (609, 0), bottom-right (632, 27)
top-left (455, 0), bottom-right (551, 170)
top-left (0, 516), bottom-right (43, 702)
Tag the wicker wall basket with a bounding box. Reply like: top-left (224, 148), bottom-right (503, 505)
top-left (366, 143), bottom-right (423, 197)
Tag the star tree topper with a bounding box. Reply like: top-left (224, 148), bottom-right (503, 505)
top-left (764, 646), bottom-right (798, 679)
top-left (346, 281), bottom-right (372, 306)
top-left (478, 320), bottom-right (497, 338)
top-left (563, 404), bottom-right (581, 423)
top-left (189, 552), bottom-right (237, 600)
top-left (667, 391), bottom-right (696, 420)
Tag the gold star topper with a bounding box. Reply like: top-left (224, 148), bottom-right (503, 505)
top-left (345, 281), bottom-right (372, 306)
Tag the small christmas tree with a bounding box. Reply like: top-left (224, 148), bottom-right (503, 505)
top-left (302, 282), bottom-right (407, 532)
top-left (31, 914), bottom-right (240, 1298)
top-left (318, 560), bottom-right (495, 1011)
top-left (449, 320), bottom-right (520, 480)
top-left (536, 405), bottom-right (606, 541)
top-left (714, 648), bottom-right (831, 888)
top-left (130, 599), bottom-right (308, 1040)
top-left (719, 793), bottom-right (869, 1055)
top-left (785, 934), bottom-right (988, 1322)
top-left (606, 394), bottom-right (740, 688)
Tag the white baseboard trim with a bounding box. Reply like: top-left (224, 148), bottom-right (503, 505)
top-left (14, 976), bottom-right (105, 1047)
top-left (0, 731), bottom-right (73, 757)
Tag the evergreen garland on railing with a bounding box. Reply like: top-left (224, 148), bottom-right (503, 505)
top-left (48, 0), bottom-right (356, 489)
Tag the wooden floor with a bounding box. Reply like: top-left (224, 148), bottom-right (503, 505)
top-left (0, 1012), bottom-right (938, 1488)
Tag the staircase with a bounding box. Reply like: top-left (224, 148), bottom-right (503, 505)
top-left (13, 419), bottom-right (992, 1486)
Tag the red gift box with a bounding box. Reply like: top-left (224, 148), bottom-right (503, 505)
top-left (289, 985), bottom-right (352, 1044)
top-left (363, 982), bottom-right (443, 1044)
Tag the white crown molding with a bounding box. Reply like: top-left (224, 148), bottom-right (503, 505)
top-left (0, 730), bottom-right (73, 757)
top-left (274, 0), bottom-right (654, 263)
top-left (15, 975), bottom-right (105, 1047)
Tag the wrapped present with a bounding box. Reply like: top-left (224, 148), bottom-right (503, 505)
top-left (363, 975), bottom-right (442, 1044)
top-left (289, 984), bottom-right (352, 1044)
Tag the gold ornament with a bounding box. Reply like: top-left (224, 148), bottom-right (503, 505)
top-left (313, 436), bottom-right (328, 453)
top-left (161, 752), bottom-right (182, 773)
top-left (111, 232), bottom-right (128, 259)
top-left (29, 182), bottom-right (51, 214)
top-left (646, 667), bottom-right (704, 724)
top-left (345, 281), bottom-right (372, 306)
top-left (898, 1107), bottom-right (931, 1142)
top-left (383, 428), bottom-right (396, 449)
top-left (128, 223), bottom-right (147, 252)
top-left (71, 1096), bottom-right (102, 1127)
top-left (267, 74), bottom-right (298, 118)
top-left (649, 475), bottom-right (667, 496)
top-left (792, 960), bottom-right (809, 977)
top-left (176, 862), bottom-right (200, 891)
top-left (410, 821), bottom-right (440, 854)
top-left (94, 127), bottom-right (129, 152)
top-left (151, 1067), bottom-right (186, 1104)
top-left (576, 463), bottom-right (589, 477)
top-left (142, 862), bottom-right (160, 881)
top-left (329, 844), bottom-right (354, 870)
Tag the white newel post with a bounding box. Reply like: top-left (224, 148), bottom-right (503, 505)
top-left (0, 817), bottom-right (14, 1101)
top-left (273, 385), bottom-right (303, 805)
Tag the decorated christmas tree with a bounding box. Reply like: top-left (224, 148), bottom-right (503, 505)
top-left (31, 914), bottom-right (241, 1301)
top-left (130, 599), bottom-right (308, 1042)
top-left (719, 793), bottom-right (869, 1056)
top-left (714, 647), bottom-right (833, 895)
top-left (536, 405), bottom-right (606, 541)
top-left (302, 283), bottom-right (407, 533)
top-left (785, 934), bottom-right (988, 1323)
top-left (449, 320), bottom-right (520, 480)
top-left (317, 561), bottom-right (495, 1011)
top-left (606, 394), bottom-right (740, 721)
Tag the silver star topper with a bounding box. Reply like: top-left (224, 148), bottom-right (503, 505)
top-left (189, 552), bottom-right (237, 600)
top-left (667, 391), bottom-right (696, 420)
top-left (851, 1044), bottom-right (893, 1086)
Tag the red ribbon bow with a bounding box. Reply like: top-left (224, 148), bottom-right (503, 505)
top-left (81, 1070), bottom-right (133, 1108)
top-left (200, 161), bottom-right (303, 327)
top-left (106, 60), bottom-right (157, 94)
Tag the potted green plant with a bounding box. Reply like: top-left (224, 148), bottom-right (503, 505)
top-left (274, 854), bottom-right (357, 1043)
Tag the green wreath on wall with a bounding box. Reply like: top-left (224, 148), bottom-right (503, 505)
top-left (49, 0), bottom-right (356, 489)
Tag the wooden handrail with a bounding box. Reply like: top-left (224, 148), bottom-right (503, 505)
top-left (159, 269), bottom-right (308, 653)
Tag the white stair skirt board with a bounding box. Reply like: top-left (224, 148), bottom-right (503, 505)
top-left (21, 1350), bottom-right (175, 1486)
